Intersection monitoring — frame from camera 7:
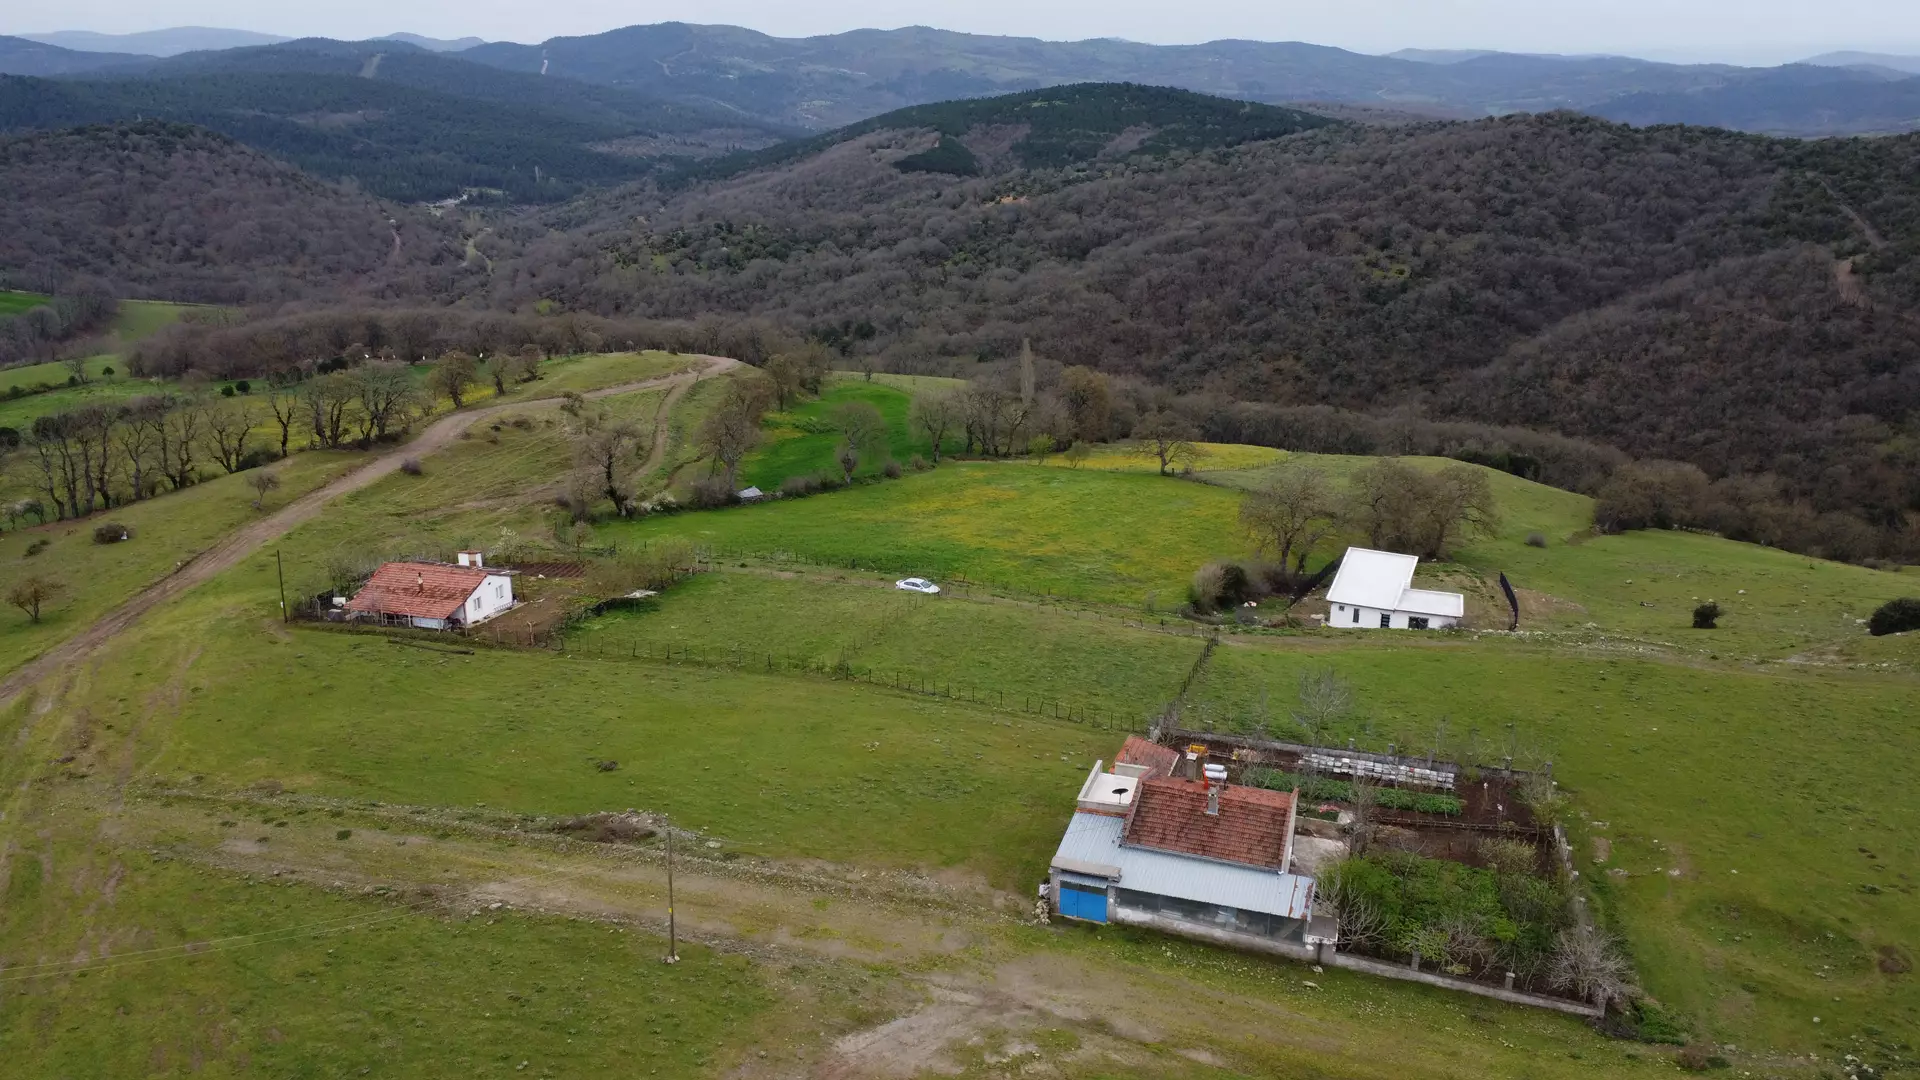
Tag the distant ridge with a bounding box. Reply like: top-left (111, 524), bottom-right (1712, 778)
top-left (20, 27), bottom-right (286, 57)
top-left (379, 32), bottom-right (489, 53)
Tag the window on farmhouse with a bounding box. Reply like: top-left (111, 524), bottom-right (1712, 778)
top-left (1379, 613), bottom-right (1391, 628)
top-left (1351, 608), bottom-right (1360, 624)
top-left (1409, 616), bottom-right (1430, 630)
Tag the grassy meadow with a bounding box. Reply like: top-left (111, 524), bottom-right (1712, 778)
top-left (0, 360), bottom-right (1915, 1077)
top-left (736, 374), bottom-right (949, 491)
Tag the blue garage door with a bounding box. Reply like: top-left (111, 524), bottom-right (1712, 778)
top-left (1059, 879), bottom-right (1109, 923)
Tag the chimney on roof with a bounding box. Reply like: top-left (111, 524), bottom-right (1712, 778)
top-left (1185, 744), bottom-right (1206, 781)
top-left (457, 550), bottom-right (483, 569)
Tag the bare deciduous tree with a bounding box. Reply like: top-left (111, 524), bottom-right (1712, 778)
top-left (910, 389), bottom-right (959, 463)
top-left (430, 350), bottom-right (479, 408)
top-left (6, 574), bottom-right (63, 623)
top-left (571, 407), bottom-right (649, 517)
top-left (1135, 410), bottom-right (1202, 475)
top-left (205, 400), bottom-right (258, 473)
top-left (1241, 462), bottom-right (1340, 573)
top-left (1292, 667), bottom-right (1352, 745)
top-left (246, 469), bottom-right (281, 510)
top-left (697, 380), bottom-right (770, 486)
top-left (1548, 929), bottom-right (1636, 1008)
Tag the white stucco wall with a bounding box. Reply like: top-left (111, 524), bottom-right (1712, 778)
top-left (1328, 603), bottom-right (1457, 630)
top-left (458, 574), bottom-right (515, 626)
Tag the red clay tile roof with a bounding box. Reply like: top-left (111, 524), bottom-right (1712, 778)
top-left (1115, 736), bottom-right (1181, 778)
top-left (346, 562), bottom-right (490, 621)
top-left (1122, 777), bottom-right (1295, 869)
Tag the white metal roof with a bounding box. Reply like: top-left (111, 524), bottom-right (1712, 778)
top-left (1050, 811), bottom-right (1316, 919)
top-left (1325, 547), bottom-right (1419, 609)
top-left (1399, 588), bottom-right (1466, 618)
top-left (1326, 547), bottom-right (1464, 618)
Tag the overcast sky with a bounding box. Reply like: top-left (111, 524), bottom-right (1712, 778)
top-left (12, 1), bottom-right (1919, 65)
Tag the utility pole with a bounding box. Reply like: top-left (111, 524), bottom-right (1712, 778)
top-left (276, 549), bottom-right (287, 623)
top-left (663, 823), bottom-right (679, 964)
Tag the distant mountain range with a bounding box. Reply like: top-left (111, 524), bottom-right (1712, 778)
top-left (13, 27), bottom-right (486, 57)
top-left (6, 22), bottom-right (1920, 166)
top-left (0, 39), bottom-right (787, 202)
top-left (1803, 51), bottom-right (1920, 76)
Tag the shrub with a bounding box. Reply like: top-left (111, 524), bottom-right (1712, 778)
top-left (1692, 601), bottom-right (1721, 629)
top-left (687, 476), bottom-right (737, 508)
top-left (910, 454), bottom-right (929, 471)
top-left (399, 458), bottom-right (423, 476)
top-left (235, 380), bottom-right (250, 393)
top-left (101, 365), bottom-right (115, 379)
top-left (1189, 560), bottom-right (1252, 612)
top-left (92, 522), bottom-right (130, 544)
top-left (817, 471), bottom-right (845, 492)
top-left (335, 829), bottom-right (352, 841)
top-left (780, 474), bottom-right (819, 498)
top-left (220, 384), bottom-right (236, 397)
top-left (1525, 532), bottom-right (1547, 548)
top-left (25, 538), bottom-right (49, 556)
top-left (1479, 837), bottom-right (1539, 877)
top-left (1868, 597), bottom-right (1920, 636)
top-left (883, 460), bottom-right (903, 479)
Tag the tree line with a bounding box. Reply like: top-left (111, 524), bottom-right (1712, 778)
top-left (0, 283), bottom-right (118, 368)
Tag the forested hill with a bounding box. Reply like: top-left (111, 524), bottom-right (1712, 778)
top-left (0, 41), bottom-right (789, 203)
top-left (456, 21), bottom-right (1920, 136)
top-left (501, 111), bottom-right (1920, 557)
top-left (680, 83), bottom-right (1335, 185)
top-left (0, 121), bottom-right (482, 303)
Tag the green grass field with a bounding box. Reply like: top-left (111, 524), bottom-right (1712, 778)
top-left (1, 372), bottom-right (1916, 1077)
top-left (620, 462), bottom-right (1242, 605)
top-left (570, 569), bottom-right (1206, 723)
top-left (108, 299), bottom-right (196, 345)
top-left (737, 374), bottom-right (950, 491)
top-left (0, 290), bottom-right (50, 317)
top-left (0, 450), bottom-right (360, 675)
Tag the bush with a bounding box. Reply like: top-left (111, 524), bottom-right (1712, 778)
top-left (1479, 837), bottom-right (1539, 877)
top-left (399, 458), bottom-right (423, 476)
top-left (92, 522), bottom-right (130, 544)
top-left (910, 454), bottom-right (929, 471)
top-left (1525, 532), bottom-right (1547, 548)
top-left (101, 365), bottom-right (115, 379)
top-left (1692, 601), bottom-right (1721, 629)
top-left (25, 538), bottom-right (49, 556)
top-left (779, 473), bottom-right (819, 498)
top-left (1189, 560), bottom-right (1253, 612)
top-left (235, 447), bottom-right (279, 471)
top-left (1868, 597), bottom-right (1920, 636)
top-left (235, 380), bottom-right (250, 393)
top-left (883, 460), bottom-right (903, 479)
top-left (220, 383), bottom-right (237, 397)
top-left (687, 476), bottom-right (738, 508)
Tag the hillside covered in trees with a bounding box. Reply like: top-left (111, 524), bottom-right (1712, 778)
top-left (0, 40), bottom-right (788, 203)
top-left (496, 107), bottom-right (1920, 560)
top-left (0, 122), bottom-right (482, 303)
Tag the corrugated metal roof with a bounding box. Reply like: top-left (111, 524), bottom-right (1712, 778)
top-left (1051, 812), bottom-right (1315, 919)
top-left (1325, 547), bottom-right (1418, 610)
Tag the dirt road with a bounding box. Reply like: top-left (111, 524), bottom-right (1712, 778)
top-left (0, 355), bottom-right (738, 709)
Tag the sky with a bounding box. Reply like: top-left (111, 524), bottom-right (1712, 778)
top-left (11, 0), bottom-right (1920, 66)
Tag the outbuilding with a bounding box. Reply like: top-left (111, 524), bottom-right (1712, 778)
top-left (346, 551), bottom-right (515, 630)
top-left (1324, 546), bottom-right (1465, 630)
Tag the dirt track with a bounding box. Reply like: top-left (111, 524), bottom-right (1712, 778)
top-left (0, 355), bottom-right (738, 709)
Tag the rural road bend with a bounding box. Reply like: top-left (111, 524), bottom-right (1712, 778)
top-left (0, 355), bottom-right (739, 708)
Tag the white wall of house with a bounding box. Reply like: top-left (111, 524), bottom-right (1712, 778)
top-left (1328, 602), bottom-right (1457, 630)
top-left (459, 574), bottom-right (515, 626)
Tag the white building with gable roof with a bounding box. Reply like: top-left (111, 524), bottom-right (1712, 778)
top-left (1324, 546), bottom-right (1465, 630)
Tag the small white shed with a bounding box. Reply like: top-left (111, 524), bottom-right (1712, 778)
top-left (1324, 547), bottom-right (1464, 630)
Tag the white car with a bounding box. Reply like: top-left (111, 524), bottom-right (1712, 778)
top-left (895, 577), bottom-right (941, 595)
